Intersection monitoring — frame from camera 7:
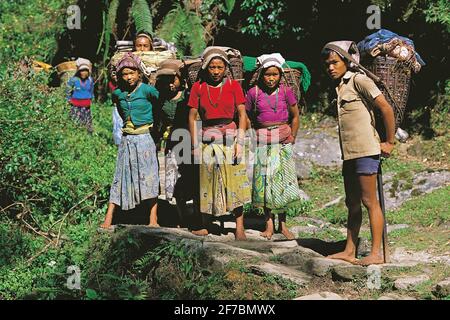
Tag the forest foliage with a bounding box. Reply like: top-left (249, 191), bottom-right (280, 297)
top-left (0, 0), bottom-right (448, 299)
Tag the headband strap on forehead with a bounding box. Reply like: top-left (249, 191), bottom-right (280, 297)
top-left (256, 53), bottom-right (285, 69)
top-left (136, 33), bottom-right (153, 42)
top-left (324, 44), bottom-right (353, 62)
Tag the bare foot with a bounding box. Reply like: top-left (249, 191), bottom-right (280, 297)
top-left (192, 229), bottom-right (209, 236)
top-left (281, 227), bottom-right (295, 240)
top-left (260, 219), bottom-right (274, 240)
top-left (235, 229), bottom-right (247, 241)
top-left (354, 254), bottom-right (384, 266)
top-left (148, 223), bottom-right (160, 228)
top-left (260, 229), bottom-right (273, 240)
top-left (327, 251), bottom-right (357, 264)
top-left (100, 223), bottom-right (112, 229)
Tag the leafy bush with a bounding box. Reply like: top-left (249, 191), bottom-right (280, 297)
top-left (0, 0), bottom-right (70, 64)
top-left (0, 68), bottom-right (116, 222)
top-left (0, 67), bottom-right (117, 298)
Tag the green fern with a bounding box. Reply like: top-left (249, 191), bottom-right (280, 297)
top-left (131, 0), bottom-right (153, 35)
top-left (107, 0), bottom-right (120, 39)
top-left (158, 4), bottom-right (205, 56)
top-left (185, 12), bottom-right (206, 56)
top-left (224, 0), bottom-right (236, 15)
top-left (102, 0), bottom-right (121, 63)
top-left (158, 4), bottom-right (185, 43)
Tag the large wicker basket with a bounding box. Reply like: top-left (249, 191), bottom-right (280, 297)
top-left (366, 55), bottom-right (412, 135)
top-left (184, 58), bottom-right (202, 87)
top-left (184, 61), bottom-right (243, 87)
top-left (110, 50), bottom-right (176, 69)
top-left (229, 57), bottom-right (244, 81)
top-left (110, 50), bottom-right (176, 86)
top-left (56, 61), bottom-right (77, 75)
top-left (248, 67), bottom-right (303, 103)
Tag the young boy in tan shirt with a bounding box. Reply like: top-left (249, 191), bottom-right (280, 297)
top-left (321, 41), bottom-right (396, 265)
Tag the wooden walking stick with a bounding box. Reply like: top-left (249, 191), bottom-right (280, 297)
top-left (377, 159), bottom-right (390, 263)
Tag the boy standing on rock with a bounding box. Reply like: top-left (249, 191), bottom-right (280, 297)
top-left (321, 41), bottom-right (395, 265)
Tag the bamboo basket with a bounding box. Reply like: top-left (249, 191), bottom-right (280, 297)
top-left (56, 61), bottom-right (77, 75)
top-left (184, 58), bottom-right (244, 87)
top-left (248, 67), bottom-right (303, 102)
top-left (110, 50), bottom-right (176, 69)
top-left (365, 55), bottom-right (412, 138)
top-left (32, 60), bottom-right (52, 73)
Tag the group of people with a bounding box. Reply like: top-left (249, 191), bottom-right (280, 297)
top-left (70, 31), bottom-right (396, 266)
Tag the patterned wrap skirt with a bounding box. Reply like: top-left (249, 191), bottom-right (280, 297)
top-left (164, 150), bottom-right (194, 201)
top-left (109, 132), bottom-right (159, 210)
top-left (199, 142), bottom-right (251, 216)
top-left (252, 143), bottom-right (303, 214)
top-left (69, 105), bottom-right (93, 133)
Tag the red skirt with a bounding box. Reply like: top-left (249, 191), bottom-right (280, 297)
top-left (70, 98), bottom-right (91, 107)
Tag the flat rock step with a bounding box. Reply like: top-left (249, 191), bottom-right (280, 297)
top-left (249, 262), bottom-right (312, 287)
top-left (295, 292), bottom-right (345, 300)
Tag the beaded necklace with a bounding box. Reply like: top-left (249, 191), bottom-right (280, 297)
top-left (206, 79), bottom-right (226, 108)
top-left (263, 88), bottom-right (279, 113)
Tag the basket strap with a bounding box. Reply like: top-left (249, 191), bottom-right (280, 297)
top-left (253, 85), bottom-right (259, 115)
top-left (351, 73), bottom-right (376, 127)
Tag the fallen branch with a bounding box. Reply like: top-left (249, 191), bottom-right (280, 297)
top-left (26, 242), bottom-right (53, 266)
top-left (20, 216), bottom-right (54, 243)
top-left (53, 187), bottom-right (102, 247)
top-left (312, 196), bottom-right (344, 212)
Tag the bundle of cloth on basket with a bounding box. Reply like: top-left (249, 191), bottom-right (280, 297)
top-left (243, 55), bottom-right (311, 93)
top-left (357, 29), bottom-right (425, 73)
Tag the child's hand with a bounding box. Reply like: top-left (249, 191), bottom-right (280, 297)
top-left (380, 142), bottom-right (394, 158)
top-left (287, 134), bottom-right (296, 144)
top-left (233, 143), bottom-right (243, 164)
top-left (192, 145), bottom-right (201, 162)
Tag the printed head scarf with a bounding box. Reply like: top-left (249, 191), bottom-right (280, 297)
top-left (256, 53), bottom-right (286, 71)
top-left (116, 52), bottom-right (142, 74)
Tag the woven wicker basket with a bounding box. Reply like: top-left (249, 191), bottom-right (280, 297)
top-left (56, 61), bottom-right (77, 75)
top-left (366, 55), bottom-right (412, 134)
top-left (185, 59), bottom-right (202, 87)
top-left (184, 59), bottom-right (243, 87)
top-left (281, 68), bottom-right (302, 102)
top-left (110, 50), bottom-right (176, 69)
top-left (32, 60), bottom-right (52, 73)
top-left (229, 57), bottom-right (244, 81)
top-left (248, 67), bottom-right (303, 102)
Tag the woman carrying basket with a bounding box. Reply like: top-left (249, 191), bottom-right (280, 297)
top-left (245, 53), bottom-right (302, 240)
top-left (187, 47), bottom-right (251, 240)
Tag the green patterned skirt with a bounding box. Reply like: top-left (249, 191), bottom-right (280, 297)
top-left (252, 143), bottom-right (303, 214)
